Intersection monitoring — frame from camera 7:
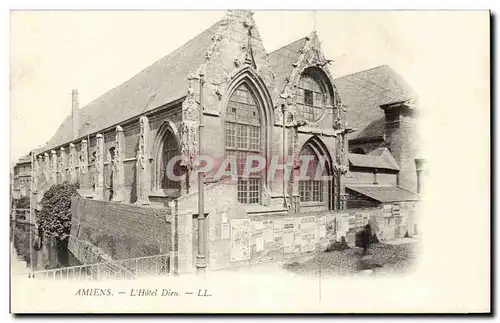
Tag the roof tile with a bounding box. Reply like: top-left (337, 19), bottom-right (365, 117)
top-left (346, 184), bottom-right (420, 203)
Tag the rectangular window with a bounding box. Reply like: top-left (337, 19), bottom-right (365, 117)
top-left (236, 124), bottom-right (247, 149)
top-left (237, 178), bottom-right (261, 204)
top-left (299, 180), bottom-right (324, 202)
top-left (249, 126), bottom-right (260, 150)
top-left (304, 89), bottom-right (313, 106)
top-left (225, 123), bottom-right (236, 148)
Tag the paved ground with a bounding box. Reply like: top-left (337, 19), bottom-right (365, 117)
top-left (282, 240), bottom-right (418, 277)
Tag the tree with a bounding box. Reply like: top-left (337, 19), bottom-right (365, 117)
top-left (37, 181), bottom-right (80, 244)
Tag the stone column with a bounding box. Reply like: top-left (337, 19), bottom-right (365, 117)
top-left (60, 147), bottom-right (67, 183)
top-left (50, 150), bottom-right (57, 186)
top-left (169, 199), bottom-right (179, 275)
top-left (80, 139), bottom-right (89, 188)
top-left (94, 134), bottom-right (104, 200)
top-left (112, 126), bottom-right (126, 202)
top-left (136, 116), bottom-right (151, 205)
top-left (69, 143), bottom-right (77, 183)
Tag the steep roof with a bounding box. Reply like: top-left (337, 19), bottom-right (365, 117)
top-left (15, 154), bottom-right (31, 165)
top-left (42, 20), bottom-right (222, 152)
top-left (348, 150), bottom-right (400, 171)
top-left (267, 37), bottom-right (307, 104)
top-left (346, 184), bottom-right (420, 203)
top-left (333, 64), bottom-right (416, 140)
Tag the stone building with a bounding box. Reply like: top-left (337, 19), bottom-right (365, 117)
top-left (334, 65), bottom-right (422, 208)
top-left (31, 10), bottom-right (351, 216)
top-left (12, 154), bottom-right (31, 199)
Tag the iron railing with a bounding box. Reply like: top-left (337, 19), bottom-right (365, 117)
top-left (23, 254), bottom-right (170, 281)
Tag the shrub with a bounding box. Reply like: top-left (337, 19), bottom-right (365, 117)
top-left (404, 230), bottom-right (410, 238)
top-left (37, 181), bottom-right (80, 243)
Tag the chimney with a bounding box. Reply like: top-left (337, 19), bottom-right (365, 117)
top-left (72, 89), bottom-right (79, 139)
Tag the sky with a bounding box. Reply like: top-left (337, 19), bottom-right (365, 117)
top-left (10, 10), bottom-right (489, 166)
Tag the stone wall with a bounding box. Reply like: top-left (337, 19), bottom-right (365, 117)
top-left (201, 200), bottom-right (420, 271)
top-left (68, 197), bottom-right (172, 265)
top-left (335, 201), bottom-right (420, 245)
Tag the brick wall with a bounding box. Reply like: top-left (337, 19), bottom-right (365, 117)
top-left (68, 197), bottom-right (171, 264)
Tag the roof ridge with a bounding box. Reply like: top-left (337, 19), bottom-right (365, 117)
top-left (268, 36), bottom-right (307, 56)
top-left (79, 19), bottom-right (222, 114)
top-left (334, 64), bottom-right (389, 80)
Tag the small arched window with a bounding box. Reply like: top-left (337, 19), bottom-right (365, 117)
top-left (160, 131), bottom-right (181, 190)
top-left (298, 146), bottom-right (325, 203)
top-left (297, 70), bottom-right (330, 122)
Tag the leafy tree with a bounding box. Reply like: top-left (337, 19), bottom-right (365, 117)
top-left (37, 181), bottom-right (80, 243)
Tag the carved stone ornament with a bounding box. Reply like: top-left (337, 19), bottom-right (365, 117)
top-left (213, 82), bottom-right (223, 99)
top-left (179, 121), bottom-right (199, 169)
top-left (340, 193), bottom-right (348, 209)
top-left (333, 164), bottom-right (348, 175)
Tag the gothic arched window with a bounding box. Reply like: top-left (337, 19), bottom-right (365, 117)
top-left (225, 83), bottom-right (262, 204)
top-left (296, 71), bottom-right (329, 122)
top-left (160, 132), bottom-right (181, 190)
top-left (299, 146), bottom-right (325, 203)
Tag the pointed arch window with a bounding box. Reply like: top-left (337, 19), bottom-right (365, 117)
top-left (299, 146), bottom-right (325, 203)
top-left (225, 83), bottom-right (262, 204)
top-left (160, 131), bottom-right (181, 190)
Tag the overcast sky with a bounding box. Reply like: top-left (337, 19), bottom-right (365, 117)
top-left (10, 10), bottom-right (489, 165)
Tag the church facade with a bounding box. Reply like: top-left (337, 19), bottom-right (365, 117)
top-left (31, 11), bottom-right (352, 217)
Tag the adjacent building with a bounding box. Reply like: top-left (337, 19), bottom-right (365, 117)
top-left (334, 65), bottom-right (422, 208)
top-left (12, 154), bottom-right (31, 199)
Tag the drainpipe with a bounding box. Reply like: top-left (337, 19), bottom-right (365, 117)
top-left (415, 158), bottom-right (425, 194)
top-left (196, 73), bottom-right (206, 275)
top-left (281, 104), bottom-right (287, 209)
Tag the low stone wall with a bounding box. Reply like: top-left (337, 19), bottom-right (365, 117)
top-left (68, 197), bottom-right (172, 265)
top-left (206, 205), bottom-right (334, 271)
top-left (203, 201), bottom-right (420, 271)
top-left (336, 201), bottom-right (420, 245)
